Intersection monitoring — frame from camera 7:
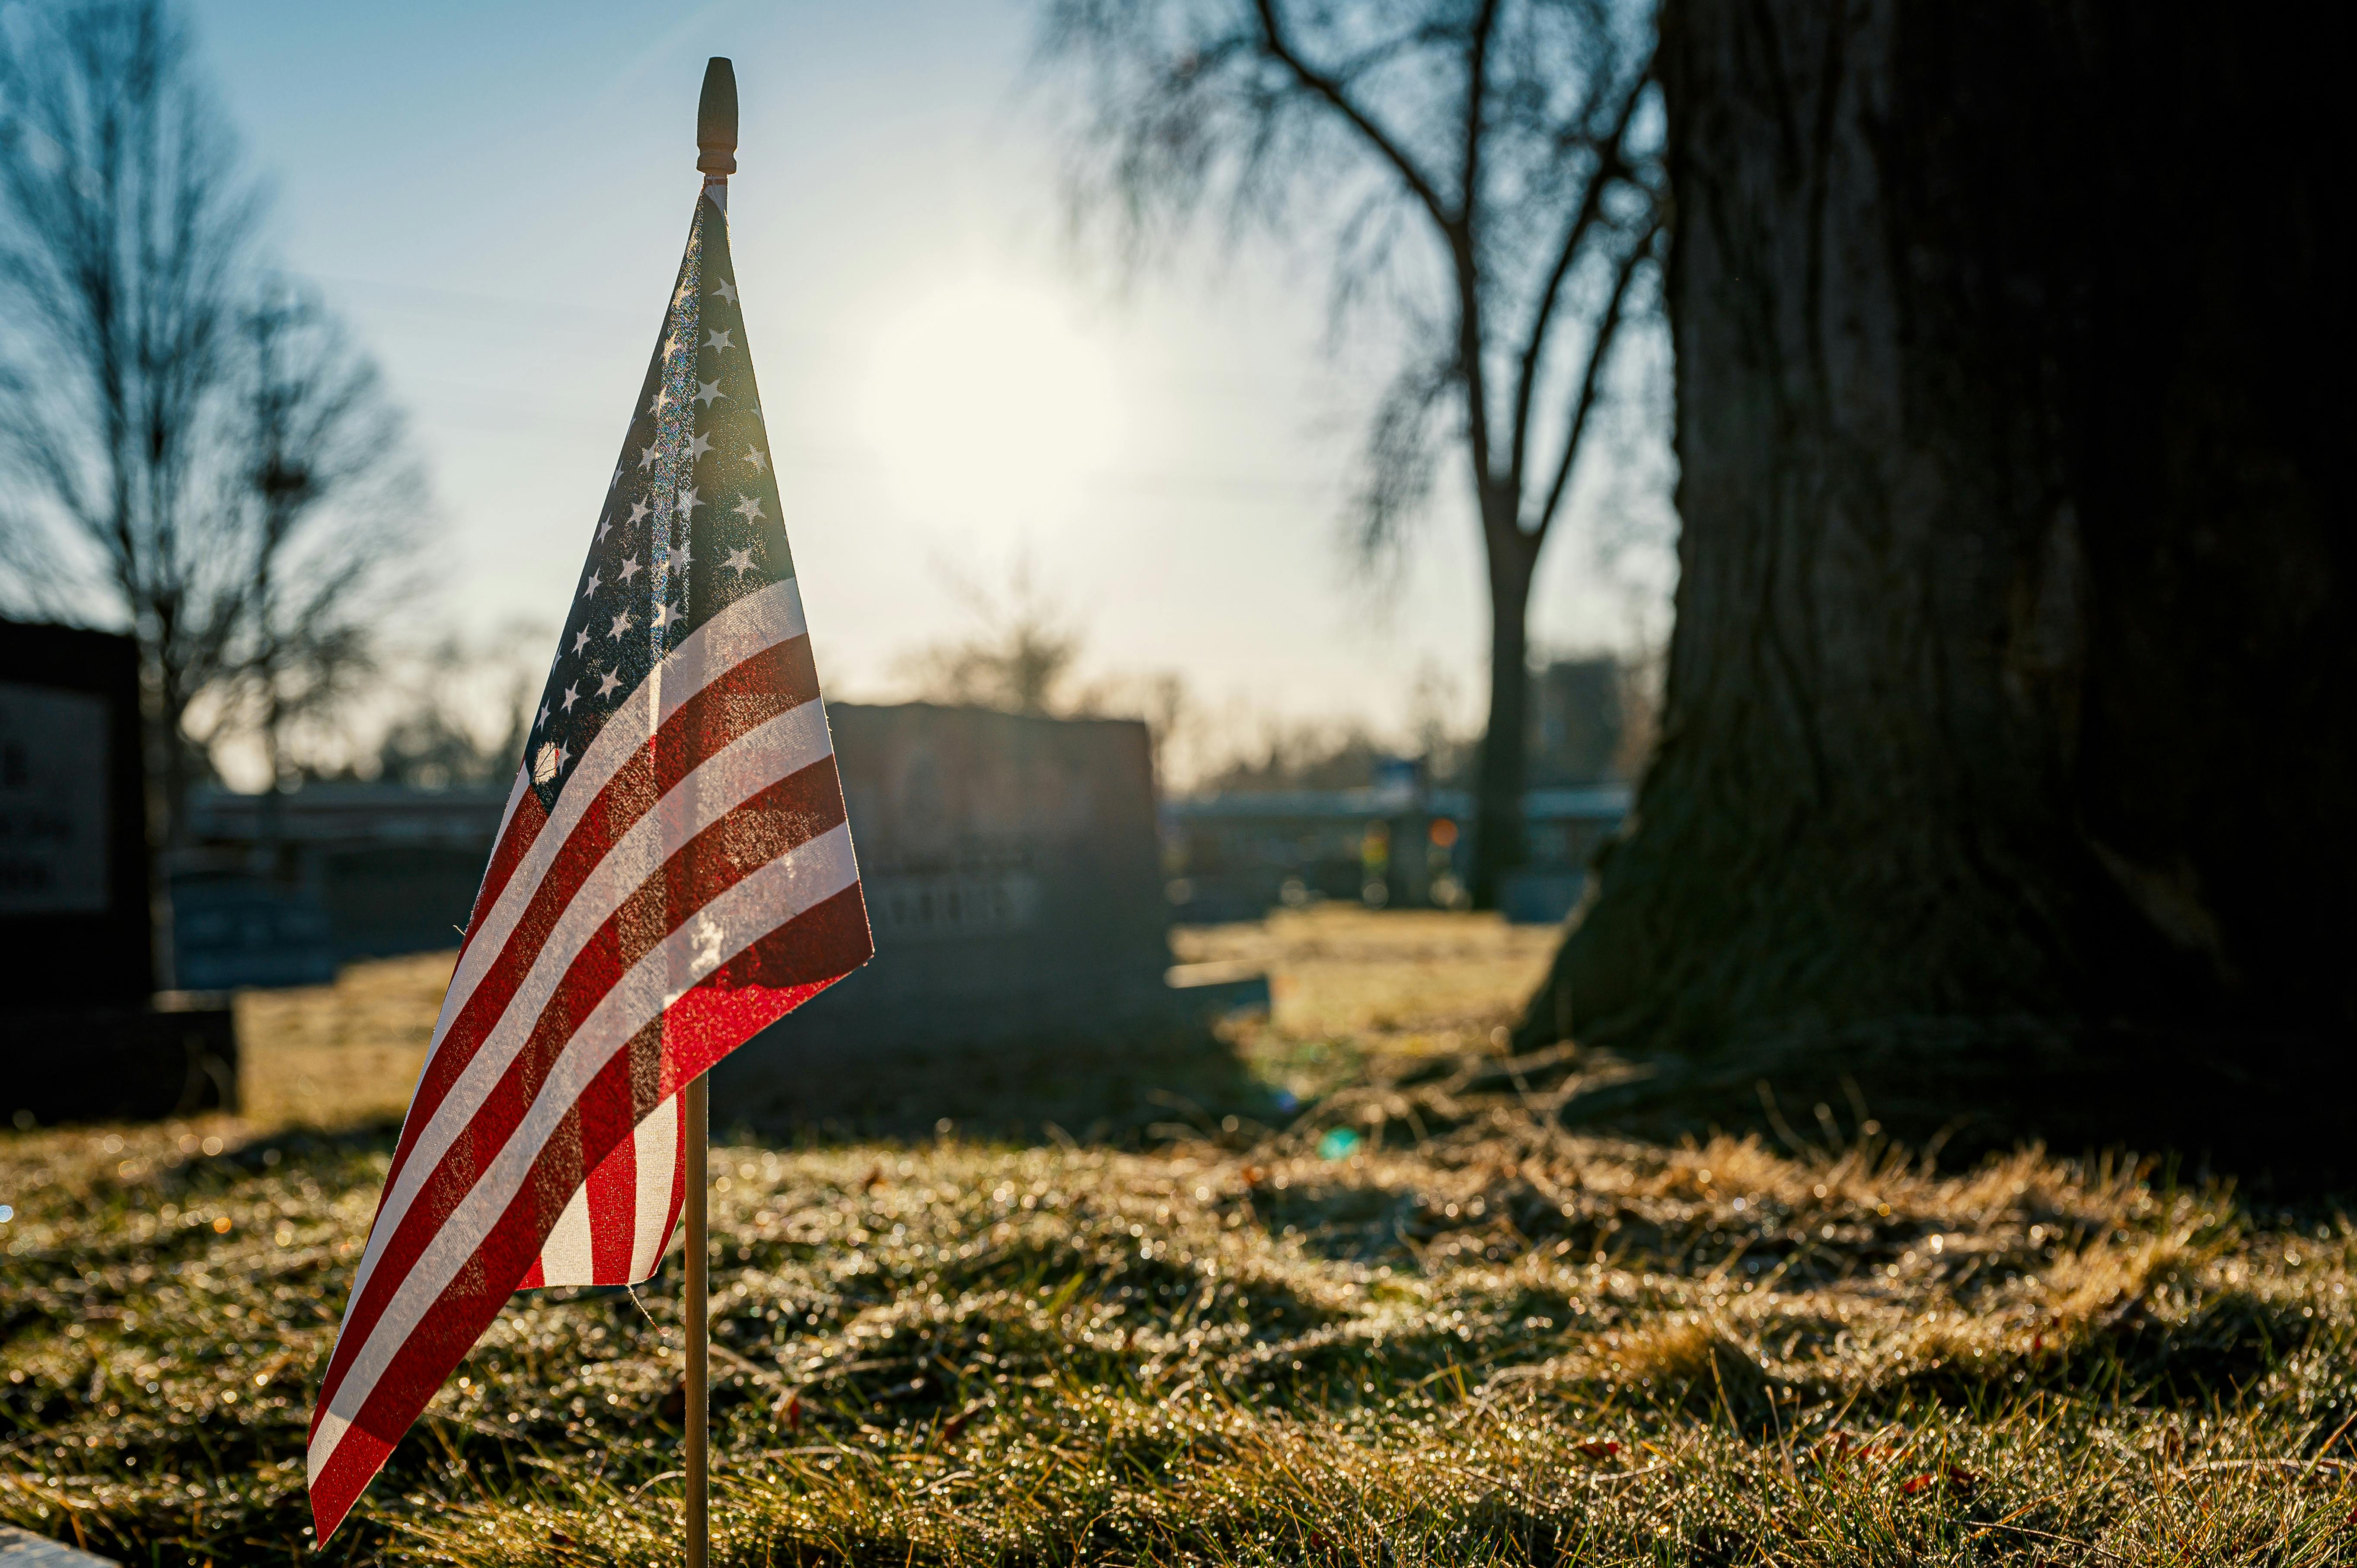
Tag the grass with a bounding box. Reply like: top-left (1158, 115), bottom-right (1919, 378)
top-left (3, 908), bottom-right (2353, 1565)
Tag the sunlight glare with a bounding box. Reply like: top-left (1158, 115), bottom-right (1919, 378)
top-left (857, 275), bottom-right (1123, 540)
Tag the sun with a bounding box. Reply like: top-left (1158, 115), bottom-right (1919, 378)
top-left (856, 274), bottom-right (1123, 540)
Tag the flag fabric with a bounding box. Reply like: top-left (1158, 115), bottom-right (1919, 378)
top-left (305, 183), bottom-right (873, 1540)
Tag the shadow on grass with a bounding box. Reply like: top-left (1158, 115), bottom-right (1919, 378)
top-left (712, 1021), bottom-right (1276, 1150)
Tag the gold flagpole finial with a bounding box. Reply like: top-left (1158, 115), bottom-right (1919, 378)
top-left (697, 57), bottom-right (737, 176)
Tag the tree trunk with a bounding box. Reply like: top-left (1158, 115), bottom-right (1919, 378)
top-left (1521, 0), bottom-right (2356, 1164)
top-left (1470, 510), bottom-right (1537, 910)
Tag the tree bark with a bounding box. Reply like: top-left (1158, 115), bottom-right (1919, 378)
top-left (1470, 504), bottom-right (1537, 908)
top-left (1521, 0), bottom-right (2356, 1158)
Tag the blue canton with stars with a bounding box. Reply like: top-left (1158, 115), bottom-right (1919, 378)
top-left (523, 188), bottom-right (797, 812)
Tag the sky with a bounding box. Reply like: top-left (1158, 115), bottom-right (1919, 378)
top-left (185, 0), bottom-right (1672, 768)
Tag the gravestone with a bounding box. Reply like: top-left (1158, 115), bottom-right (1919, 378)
top-left (714, 703), bottom-right (1244, 1128)
top-left (0, 623), bottom-right (150, 995)
top-left (0, 1526), bottom-right (120, 1566)
top-left (0, 619), bottom-right (235, 1123)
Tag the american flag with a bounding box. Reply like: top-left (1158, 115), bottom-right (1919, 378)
top-left (306, 182), bottom-right (873, 1540)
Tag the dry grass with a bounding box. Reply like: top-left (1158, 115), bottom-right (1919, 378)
top-left (233, 951), bottom-right (453, 1126)
top-left (1177, 908), bottom-right (1558, 1102)
top-left (4, 908), bottom-right (2353, 1565)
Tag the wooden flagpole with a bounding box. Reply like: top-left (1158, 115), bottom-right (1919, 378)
top-left (683, 1074), bottom-right (710, 1568)
top-left (686, 58), bottom-right (736, 1568)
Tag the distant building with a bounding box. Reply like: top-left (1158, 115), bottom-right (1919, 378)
top-left (174, 781), bottom-right (508, 982)
top-left (1162, 781), bottom-right (1628, 925)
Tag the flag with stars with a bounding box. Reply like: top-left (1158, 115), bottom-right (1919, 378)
top-left (306, 182), bottom-right (872, 1540)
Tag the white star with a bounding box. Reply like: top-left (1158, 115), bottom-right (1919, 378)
top-left (649, 599), bottom-right (674, 629)
top-left (732, 494), bottom-right (765, 523)
top-left (638, 443), bottom-right (660, 470)
top-left (705, 327), bottom-right (734, 354)
top-left (745, 446), bottom-right (769, 473)
top-left (561, 682), bottom-right (580, 713)
top-left (674, 483), bottom-right (702, 518)
top-left (535, 701), bottom-right (550, 730)
top-left (580, 571), bottom-right (601, 599)
top-left (556, 741), bottom-right (571, 770)
top-left (618, 555), bottom-right (641, 584)
top-left (673, 278), bottom-right (692, 306)
top-left (723, 546), bottom-right (756, 578)
top-left (713, 278), bottom-right (737, 305)
top-left (673, 539), bottom-right (694, 569)
top-left (663, 332), bottom-right (686, 360)
top-left (596, 513), bottom-right (613, 542)
top-left (571, 627), bottom-right (590, 655)
top-left (608, 609), bottom-right (634, 639)
top-left (609, 462), bottom-right (624, 490)
top-left (649, 385), bottom-right (671, 414)
top-left (596, 667), bottom-right (622, 699)
top-left (686, 431), bottom-right (713, 462)
top-left (695, 378), bottom-right (725, 406)
top-left (627, 498), bottom-right (651, 526)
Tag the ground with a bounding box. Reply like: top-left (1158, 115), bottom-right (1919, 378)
top-left (2, 908), bottom-right (2351, 1565)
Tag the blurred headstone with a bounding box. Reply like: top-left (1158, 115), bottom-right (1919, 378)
top-left (0, 619), bottom-right (235, 1124)
top-left (0, 624), bottom-right (149, 993)
top-left (716, 703), bottom-right (1241, 1128)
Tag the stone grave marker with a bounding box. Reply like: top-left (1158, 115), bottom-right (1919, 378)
top-left (714, 702), bottom-right (1254, 1128)
top-left (0, 619), bottom-right (234, 1123)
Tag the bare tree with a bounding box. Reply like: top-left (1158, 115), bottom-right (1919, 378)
top-left (894, 562), bottom-right (1218, 790)
top-left (233, 285), bottom-right (422, 792)
top-left (0, 0), bottom-right (421, 852)
top-left (1513, 0), bottom-right (2357, 1172)
top-left (1038, 0), bottom-right (1665, 905)
top-left (893, 562), bottom-right (1086, 716)
top-left (370, 624), bottom-right (546, 792)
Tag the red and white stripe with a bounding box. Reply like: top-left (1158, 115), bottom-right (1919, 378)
top-left (305, 576), bottom-right (871, 1538)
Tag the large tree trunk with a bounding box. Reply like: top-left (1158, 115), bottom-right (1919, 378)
top-left (1521, 1), bottom-right (2355, 1165)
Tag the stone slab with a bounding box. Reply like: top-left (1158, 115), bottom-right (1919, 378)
top-left (0, 1527), bottom-right (119, 1566)
top-left (715, 702), bottom-right (1193, 1127)
top-left (3, 1001), bottom-right (237, 1124)
top-left (0, 619), bottom-right (153, 1001)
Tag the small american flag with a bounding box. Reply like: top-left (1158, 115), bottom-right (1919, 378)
top-left (305, 182), bottom-right (872, 1539)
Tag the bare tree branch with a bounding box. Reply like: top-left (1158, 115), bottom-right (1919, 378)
top-left (1249, 0), bottom-right (1458, 233)
top-left (1506, 71), bottom-right (1648, 496)
top-left (1037, 0), bottom-right (1667, 905)
top-left (1456, 0), bottom-right (1502, 489)
top-left (1530, 215), bottom-right (1660, 540)
top-left (0, 0), bottom-right (425, 843)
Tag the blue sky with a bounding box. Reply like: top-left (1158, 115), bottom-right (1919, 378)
top-left (186, 0), bottom-right (1665, 760)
